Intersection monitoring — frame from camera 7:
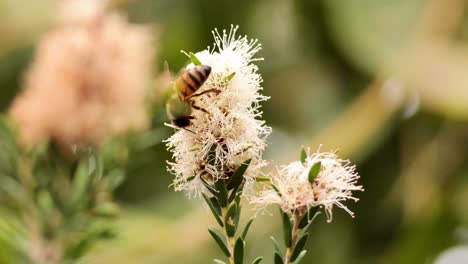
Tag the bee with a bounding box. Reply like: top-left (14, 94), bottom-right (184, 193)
top-left (165, 64), bottom-right (220, 131)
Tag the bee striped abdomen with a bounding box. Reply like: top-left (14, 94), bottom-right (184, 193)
top-left (176, 65), bottom-right (212, 99)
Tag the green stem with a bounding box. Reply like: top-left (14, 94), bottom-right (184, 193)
top-left (221, 206), bottom-right (235, 264)
top-left (284, 214), bottom-right (302, 264)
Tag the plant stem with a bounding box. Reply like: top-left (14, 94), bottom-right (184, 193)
top-left (284, 213), bottom-right (302, 264)
top-left (221, 206), bottom-right (235, 264)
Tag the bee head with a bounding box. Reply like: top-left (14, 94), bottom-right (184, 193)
top-left (173, 117), bottom-right (192, 128)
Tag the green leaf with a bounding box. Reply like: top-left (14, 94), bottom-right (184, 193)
top-left (189, 52), bottom-right (202, 65)
top-left (201, 176), bottom-right (218, 197)
top-left (70, 158), bottom-right (92, 210)
top-left (251, 257), bottom-right (263, 264)
top-left (300, 146), bottom-right (307, 163)
top-left (234, 238), bottom-right (244, 264)
top-left (227, 159), bottom-right (251, 190)
top-left (298, 214), bottom-right (309, 230)
top-left (208, 227), bottom-right (231, 257)
top-left (226, 72), bottom-right (236, 82)
top-left (214, 260), bottom-right (226, 264)
top-left (225, 203), bottom-right (238, 237)
top-left (254, 177), bottom-right (270, 182)
top-left (271, 184), bottom-right (282, 197)
top-left (274, 252), bottom-right (283, 264)
top-left (226, 222), bottom-right (236, 238)
top-left (308, 162), bottom-right (321, 183)
top-left (234, 205), bottom-right (242, 229)
top-left (225, 202), bottom-right (237, 222)
top-left (224, 202), bottom-right (240, 237)
top-left (37, 190), bottom-right (54, 217)
top-left (298, 207), bottom-right (317, 229)
top-left (91, 152), bottom-right (104, 180)
top-left (225, 203), bottom-right (239, 237)
top-left (215, 179), bottom-right (228, 207)
top-left (210, 197), bottom-right (222, 215)
top-left (92, 202), bottom-right (119, 218)
top-left (281, 211), bottom-right (293, 247)
top-left (241, 218), bottom-right (254, 240)
top-left (0, 176), bottom-right (27, 205)
top-left (291, 250), bottom-right (307, 264)
top-left (105, 169), bottom-right (125, 191)
top-left (202, 194), bottom-right (224, 227)
top-left (299, 211), bottom-right (321, 238)
top-left (228, 181), bottom-right (245, 203)
top-left (186, 175), bottom-right (196, 182)
top-left (65, 227), bottom-right (116, 259)
top-left (270, 236), bottom-right (284, 258)
top-left (290, 234), bottom-right (308, 262)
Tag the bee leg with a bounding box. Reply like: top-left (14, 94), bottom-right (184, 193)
top-left (164, 122), bottom-right (180, 130)
top-left (187, 88), bottom-right (221, 99)
top-left (163, 122), bottom-right (196, 134)
top-left (183, 127), bottom-right (196, 134)
top-left (191, 101), bottom-right (210, 114)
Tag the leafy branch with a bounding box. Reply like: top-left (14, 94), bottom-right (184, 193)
top-left (202, 159), bottom-right (263, 264)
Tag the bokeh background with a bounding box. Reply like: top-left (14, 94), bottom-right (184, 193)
top-left (2, 0), bottom-right (468, 263)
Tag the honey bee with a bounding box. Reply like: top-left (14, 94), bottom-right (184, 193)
top-left (165, 64), bottom-right (220, 130)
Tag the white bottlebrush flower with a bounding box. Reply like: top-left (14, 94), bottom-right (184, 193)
top-left (252, 148), bottom-right (363, 222)
top-left (166, 25), bottom-right (271, 196)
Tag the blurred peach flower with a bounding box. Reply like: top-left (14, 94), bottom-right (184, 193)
top-left (9, 0), bottom-right (154, 147)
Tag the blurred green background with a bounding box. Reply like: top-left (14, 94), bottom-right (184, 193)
top-left (2, 0), bottom-right (468, 263)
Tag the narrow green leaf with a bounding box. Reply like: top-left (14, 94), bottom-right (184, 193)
top-left (37, 190), bottom-right (54, 217)
top-left (225, 202), bottom-right (237, 222)
top-left (299, 211), bottom-right (321, 238)
top-left (290, 234), bottom-right (308, 262)
top-left (208, 228), bottom-right (230, 257)
top-left (215, 180), bottom-right (228, 207)
top-left (225, 202), bottom-right (238, 237)
top-left (298, 214), bottom-right (309, 230)
top-left (186, 175), bottom-right (196, 182)
top-left (300, 146), bottom-right (307, 163)
top-left (70, 159), bottom-right (91, 209)
top-left (291, 250), bottom-right (307, 264)
top-left (234, 238), bottom-right (244, 264)
top-left (274, 252), bottom-right (283, 264)
top-left (226, 222), bottom-right (236, 238)
top-left (228, 182), bottom-right (242, 203)
top-left (189, 52), bottom-right (202, 65)
top-left (210, 197), bottom-right (222, 215)
top-left (234, 205), bottom-right (242, 229)
top-left (93, 152), bottom-right (104, 179)
top-left (271, 184), bottom-right (282, 197)
top-left (308, 162), bottom-right (321, 183)
top-left (203, 194), bottom-right (224, 227)
top-left (270, 236), bottom-right (284, 258)
top-left (214, 260), bottom-right (226, 264)
top-left (106, 169), bottom-right (125, 191)
top-left (226, 72), bottom-right (236, 82)
top-left (227, 159), bottom-right (251, 190)
top-left (251, 257), bottom-right (263, 264)
top-left (201, 177), bottom-right (218, 196)
top-left (92, 202), bottom-right (119, 218)
top-left (224, 203), bottom-right (238, 237)
top-left (241, 218), bottom-right (254, 240)
top-left (254, 177), bottom-right (270, 182)
top-left (282, 211), bottom-right (293, 247)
